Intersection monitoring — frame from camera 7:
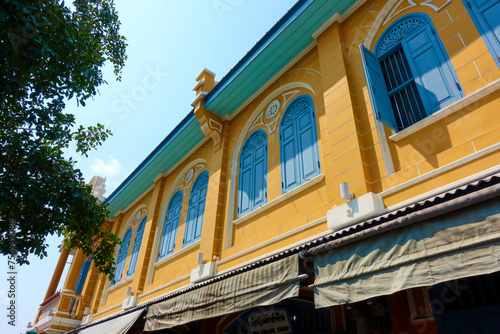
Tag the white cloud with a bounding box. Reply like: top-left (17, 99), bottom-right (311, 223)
top-left (90, 156), bottom-right (124, 178)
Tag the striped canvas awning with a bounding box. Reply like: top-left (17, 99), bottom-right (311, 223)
top-left (145, 254), bottom-right (300, 331)
top-left (313, 196), bottom-right (500, 308)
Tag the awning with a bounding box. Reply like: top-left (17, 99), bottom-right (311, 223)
top-left (145, 254), bottom-right (300, 331)
top-left (77, 308), bottom-right (145, 334)
top-left (313, 196), bottom-right (500, 308)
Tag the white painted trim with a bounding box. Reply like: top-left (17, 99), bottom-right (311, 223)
top-left (192, 80), bottom-right (204, 91)
top-left (224, 83), bottom-right (320, 249)
top-left (312, 13), bottom-right (341, 39)
top-left (390, 78), bottom-right (500, 141)
top-left (385, 164), bottom-right (500, 213)
top-left (375, 119), bottom-right (396, 175)
top-left (379, 142), bottom-right (500, 198)
top-left (138, 273), bottom-right (191, 300)
top-left (147, 160), bottom-right (207, 285)
top-left (90, 303), bottom-right (122, 320)
top-left (222, 42), bottom-right (317, 122)
top-left (233, 174), bottom-right (324, 226)
top-left (195, 68), bottom-right (216, 81)
top-left (218, 217), bottom-right (329, 271)
top-left (154, 240), bottom-right (201, 269)
top-left (364, 0), bottom-right (408, 50)
top-left (191, 91), bottom-right (208, 108)
top-left (107, 275), bottom-right (133, 292)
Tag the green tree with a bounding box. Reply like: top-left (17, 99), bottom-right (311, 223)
top-left (0, 0), bottom-right (127, 278)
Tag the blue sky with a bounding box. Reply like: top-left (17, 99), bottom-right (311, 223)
top-left (1, 1), bottom-right (295, 333)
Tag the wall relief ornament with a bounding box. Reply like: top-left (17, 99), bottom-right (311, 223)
top-left (383, 0), bottom-right (452, 25)
top-left (377, 17), bottom-right (427, 56)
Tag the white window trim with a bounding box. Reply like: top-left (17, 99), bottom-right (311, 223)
top-left (389, 78), bottom-right (500, 142)
top-left (233, 174), bottom-right (324, 226)
top-left (154, 240), bottom-right (201, 269)
top-left (107, 275), bottom-right (133, 292)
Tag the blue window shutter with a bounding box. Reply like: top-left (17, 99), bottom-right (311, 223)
top-left (280, 96), bottom-right (321, 192)
top-left (253, 144), bottom-right (267, 209)
top-left (402, 25), bottom-right (462, 113)
top-left (158, 192), bottom-right (182, 260)
top-left (466, 0), bottom-right (500, 60)
top-left (298, 110), bottom-right (319, 181)
top-left (360, 45), bottom-right (399, 131)
top-left (281, 122), bottom-right (299, 192)
top-left (112, 228), bottom-right (132, 284)
top-left (237, 131), bottom-right (268, 217)
top-left (183, 172), bottom-right (209, 246)
top-left (126, 216), bottom-right (146, 278)
top-left (74, 260), bottom-right (91, 295)
top-left (238, 153), bottom-right (253, 217)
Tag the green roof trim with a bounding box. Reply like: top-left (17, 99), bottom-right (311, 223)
top-left (204, 0), bottom-right (358, 116)
top-left (105, 112), bottom-right (204, 218)
top-left (104, 0), bottom-right (359, 217)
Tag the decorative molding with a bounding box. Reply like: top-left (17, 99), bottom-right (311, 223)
top-left (241, 131), bottom-right (267, 156)
top-left (384, 0), bottom-right (451, 25)
top-left (198, 112), bottom-right (223, 149)
top-left (224, 82), bottom-right (318, 250)
top-left (365, 0), bottom-right (451, 51)
top-left (281, 90), bottom-right (301, 109)
top-left (281, 96), bottom-right (313, 126)
top-left (377, 17), bottom-right (427, 56)
top-left (185, 169), bottom-right (194, 182)
top-left (175, 163), bottom-right (206, 197)
top-left (147, 159), bottom-right (207, 286)
top-left (265, 100), bottom-right (280, 119)
top-left (266, 115), bottom-right (281, 134)
top-left (249, 113), bottom-right (265, 132)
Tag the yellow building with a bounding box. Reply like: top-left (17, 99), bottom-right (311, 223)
top-left (32, 0), bottom-right (500, 333)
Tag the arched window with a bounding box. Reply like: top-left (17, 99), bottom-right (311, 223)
top-left (126, 216), bottom-right (146, 278)
top-left (112, 228), bottom-right (132, 285)
top-left (361, 14), bottom-right (463, 131)
top-left (158, 191), bottom-right (183, 260)
top-left (183, 171), bottom-right (209, 246)
top-left (464, 0), bottom-right (500, 65)
top-left (238, 130), bottom-right (267, 218)
top-left (279, 95), bottom-right (321, 193)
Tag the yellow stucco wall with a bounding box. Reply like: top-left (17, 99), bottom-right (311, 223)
top-left (70, 0), bottom-right (500, 323)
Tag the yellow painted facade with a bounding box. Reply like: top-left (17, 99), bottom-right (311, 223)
top-left (32, 0), bottom-right (500, 333)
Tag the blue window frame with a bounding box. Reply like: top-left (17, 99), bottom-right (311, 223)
top-left (238, 130), bottom-right (268, 218)
top-left (75, 260), bottom-right (91, 295)
top-left (279, 95), bottom-right (321, 193)
top-left (126, 216), bottom-right (147, 278)
top-left (112, 228), bottom-right (132, 285)
top-left (361, 14), bottom-right (463, 131)
top-left (158, 191), bottom-right (183, 260)
top-left (464, 0), bottom-right (500, 65)
top-left (183, 171), bottom-right (209, 246)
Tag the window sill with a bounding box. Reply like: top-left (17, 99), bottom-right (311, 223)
top-left (108, 275), bottom-right (133, 291)
top-left (154, 240), bottom-right (201, 268)
top-left (233, 174), bottom-right (324, 226)
top-left (389, 78), bottom-right (500, 142)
